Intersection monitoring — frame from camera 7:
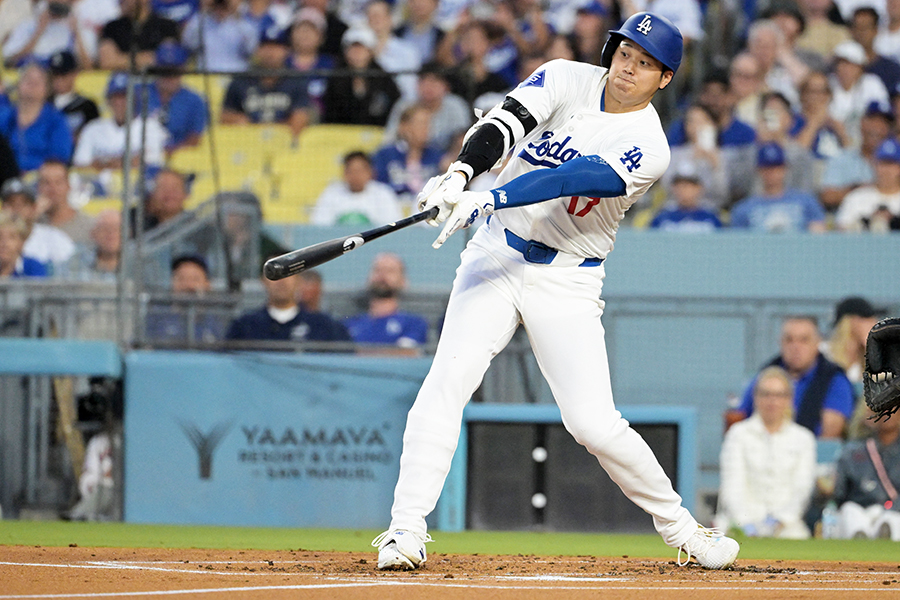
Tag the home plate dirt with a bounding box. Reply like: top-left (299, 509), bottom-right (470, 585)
top-left (1, 546), bottom-right (899, 599)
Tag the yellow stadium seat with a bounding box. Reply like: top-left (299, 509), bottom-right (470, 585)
top-left (74, 70), bottom-right (112, 108)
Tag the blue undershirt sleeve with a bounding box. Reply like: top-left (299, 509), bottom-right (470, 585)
top-left (490, 155), bottom-right (627, 208)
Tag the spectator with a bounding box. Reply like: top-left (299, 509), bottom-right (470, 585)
top-left (97, 0), bottom-right (180, 70)
top-left (144, 168), bottom-right (189, 230)
top-left (730, 52), bottom-right (766, 126)
top-left (796, 0), bottom-right (852, 59)
top-left (0, 211), bottom-right (48, 278)
top-left (298, 0), bottom-right (348, 58)
top-left (321, 27), bottom-right (401, 126)
top-left (36, 159), bottom-right (95, 246)
top-left (745, 18), bottom-right (807, 109)
top-left (663, 104), bottom-right (730, 209)
top-left (0, 178), bottom-right (74, 270)
top-left (295, 268), bottom-right (322, 311)
top-left (827, 296), bottom-right (883, 391)
top-left (0, 63), bottom-right (73, 172)
top-left (650, 162), bottom-right (722, 232)
top-left (568, 2), bottom-right (609, 66)
top-left (285, 8), bottom-right (337, 118)
top-left (667, 71), bottom-right (756, 207)
top-left (762, 0), bottom-right (829, 74)
top-left (830, 41), bottom-right (891, 147)
top-left (443, 20), bottom-right (514, 106)
top-left (221, 24), bottom-right (311, 138)
top-left (756, 91), bottom-right (817, 193)
top-left (795, 70), bottom-right (851, 164)
top-left (226, 259), bottom-right (351, 343)
top-left (730, 142), bottom-right (826, 232)
top-left (146, 42), bottom-right (207, 152)
top-left (716, 366), bottom-right (817, 539)
top-left (371, 104), bottom-right (443, 208)
top-left (152, 0), bottom-right (200, 27)
top-left (67, 209), bottom-right (121, 280)
top-left (876, 0), bottom-right (900, 64)
top-left (344, 252), bottom-right (429, 351)
top-left (2, 0), bottom-right (97, 68)
top-left (146, 254), bottom-right (227, 343)
top-left (851, 6), bottom-right (900, 95)
top-left (394, 0), bottom-right (444, 64)
top-left (819, 105), bottom-right (893, 211)
top-left (48, 50), bottom-right (100, 143)
top-left (310, 150), bottom-right (403, 225)
top-left (366, 0), bottom-right (421, 101)
top-left (382, 62), bottom-right (473, 154)
top-left (835, 136), bottom-right (900, 230)
top-left (73, 72), bottom-right (168, 172)
top-left (728, 316), bottom-right (855, 438)
top-left (831, 406), bottom-right (900, 539)
top-left (182, 0), bottom-right (259, 71)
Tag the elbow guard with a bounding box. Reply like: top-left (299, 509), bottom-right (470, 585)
top-left (458, 97), bottom-right (538, 179)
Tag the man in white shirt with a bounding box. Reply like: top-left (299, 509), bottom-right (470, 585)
top-left (829, 40), bottom-right (891, 146)
top-left (836, 136), bottom-right (900, 230)
top-left (310, 151), bottom-right (403, 225)
top-left (2, 0), bottom-right (98, 68)
top-left (73, 72), bottom-right (168, 171)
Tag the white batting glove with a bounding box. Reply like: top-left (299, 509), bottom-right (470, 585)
top-left (416, 161), bottom-right (473, 226)
top-left (433, 190), bottom-right (495, 248)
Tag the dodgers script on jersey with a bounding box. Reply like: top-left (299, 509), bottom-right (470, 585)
top-left (488, 58), bottom-right (671, 259)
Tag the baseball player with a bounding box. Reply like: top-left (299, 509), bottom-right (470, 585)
top-left (372, 12), bottom-right (741, 570)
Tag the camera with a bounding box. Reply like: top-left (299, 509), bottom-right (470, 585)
top-left (48, 1), bottom-right (71, 17)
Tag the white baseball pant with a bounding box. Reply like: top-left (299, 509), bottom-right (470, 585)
top-left (388, 219), bottom-right (698, 548)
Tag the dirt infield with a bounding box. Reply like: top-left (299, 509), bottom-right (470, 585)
top-left (1, 546), bottom-right (899, 599)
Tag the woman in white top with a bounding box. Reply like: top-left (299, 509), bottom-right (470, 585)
top-left (716, 365), bottom-right (818, 539)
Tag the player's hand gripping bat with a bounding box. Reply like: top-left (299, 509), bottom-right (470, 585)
top-left (263, 207), bottom-right (439, 280)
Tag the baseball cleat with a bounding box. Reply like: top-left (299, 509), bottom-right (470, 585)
top-left (371, 530), bottom-right (432, 570)
top-left (677, 525), bottom-right (740, 569)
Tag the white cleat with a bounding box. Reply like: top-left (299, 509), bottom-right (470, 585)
top-left (677, 526), bottom-right (740, 569)
top-left (371, 530), bottom-right (432, 570)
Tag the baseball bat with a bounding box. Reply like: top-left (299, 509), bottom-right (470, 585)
top-left (263, 206), bottom-right (439, 280)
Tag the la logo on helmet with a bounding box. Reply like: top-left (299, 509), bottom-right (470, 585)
top-left (636, 15), bottom-right (653, 35)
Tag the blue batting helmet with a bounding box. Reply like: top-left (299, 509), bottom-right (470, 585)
top-left (600, 12), bottom-right (683, 75)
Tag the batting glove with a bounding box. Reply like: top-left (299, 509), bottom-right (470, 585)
top-left (416, 161), bottom-right (473, 227)
top-left (433, 190), bottom-right (495, 248)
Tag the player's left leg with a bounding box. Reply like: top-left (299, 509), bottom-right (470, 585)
top-left (520, 263), bottom-right (737, 567)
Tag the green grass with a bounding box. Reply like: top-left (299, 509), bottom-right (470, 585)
top-left (2, 521), bottom-right (900, 562)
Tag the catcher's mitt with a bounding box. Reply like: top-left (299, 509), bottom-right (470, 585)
top-left (864, 317), bottom-right (900, 421)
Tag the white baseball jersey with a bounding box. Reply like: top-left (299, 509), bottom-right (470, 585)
top-left (489, 59), bottom-right (671, 259)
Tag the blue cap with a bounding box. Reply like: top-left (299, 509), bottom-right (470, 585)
top-left (106, 71), bottom-right (129, 97)
top-left (876, 137), bottom-right (900, 163)
top-left (156, 41), bottom-right (190, 67)
top-left (757, 142), bottom-right (786, 167)
top-left (260, 23), bottom-right (290, 46)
